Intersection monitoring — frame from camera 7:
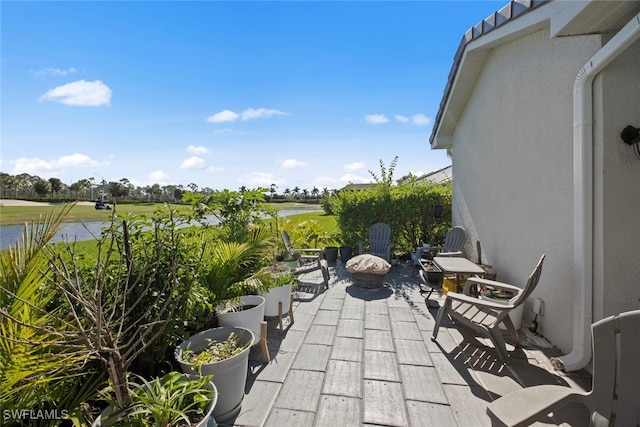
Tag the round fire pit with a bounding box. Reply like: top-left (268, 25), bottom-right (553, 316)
top-left (346, 254), bottom-right (391, 289)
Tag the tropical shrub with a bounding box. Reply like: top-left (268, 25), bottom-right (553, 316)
top-left (326, 157), bottom-right (452, 253)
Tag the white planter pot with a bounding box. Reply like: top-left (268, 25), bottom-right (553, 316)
top-left (479, 294), bottom-right (525, 330)
top-left (217, 295), bottom-right (265, 343)
top-left (175, 326), bottom-right (255, 422)
top-left (94, 374), bottom-right (217, 427)
top-left (261, 283), bottom-right (292, 317)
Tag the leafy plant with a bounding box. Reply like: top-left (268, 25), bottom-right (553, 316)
top-left (104, 372), bottom-right (215, 427)
top-left (178, 332), bottom-right (250, 374)
top-left (260, 269), bottom-right (295, 290)
top-left (0, 204), bottom-right (105, 421)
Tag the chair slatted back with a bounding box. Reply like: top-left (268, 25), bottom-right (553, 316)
top-left (281, 230), bottom-right (294, 253)
top-left (508, 254), bottom-right (545, 309)
top-left (368, 222), bottom-right (391, 255)
top-left (441, 226), bottom-right (466, 253)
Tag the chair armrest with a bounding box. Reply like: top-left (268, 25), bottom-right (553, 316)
top-left (446, 291), bottom-right (516, 310)
top-left (436, 251), bottom-right (463, 257)
top-left (465, 277), bottom-right (522, 294)
top-left (358, 241), bottom-right (366, 253)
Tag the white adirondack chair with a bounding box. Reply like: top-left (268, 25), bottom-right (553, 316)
top-left (487, 309), bottom-right (640, 426)
top-left (432, 255), bottom-right (545, 363)
top-left (436, 226), bottom-right (466, 257)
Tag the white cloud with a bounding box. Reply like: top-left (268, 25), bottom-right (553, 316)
top-left (11, 153), bottom-right (103, 175)
top-left (313, 176), bottom-right (340, 187)
top-left (343, 161), bottom-right (364, 172)
top-left (240, 108), bottom-right (287, 121)
top-left (39, 80), bottom-right (111, 106)
top-left (187, 145), bottom-right (211, 155)
top-left (281, 159), bottom-right (307, 169)
top-left (411, 113), bottom-right (431, 126)
top-left (207, 166), bottom-right (224, 173)
top-left (180, 156), bottom-right (206, 169)
top-left (214, 128), bottom-right (234, 134)
top-left (148, 170), bottom-right (172, 184)
top-left (207, 110), bottom-right (239, 123)
top-left (32, 67), bottom-right (77, 76)
top-left (238, 172), bottom-right (285, 186)
top-left (395, 114), bottom-right (409, 123)
top-left (207, 108), bottom-right (288, 124)
top-left (339, 173), bottom-right (372, 183)
top-left (364, 114), bottom-right (389, 125)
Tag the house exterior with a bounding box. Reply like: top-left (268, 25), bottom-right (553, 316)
top-left (402, 165), bottom-right (453, 185)
top-left (430, 0), bottom-right (640, 371)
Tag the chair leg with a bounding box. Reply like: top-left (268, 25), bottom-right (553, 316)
top-left (278, 301), bottom-right (284, 334)
top-left (420, 287), bottom-right (434, 307)
top-left (487, 326), bottom-right (510, 363)
top-left (502, 315), bottom-right (520, 347)
top-left (288, 293), bottom-right (294, 325)
top-left (432, 298), bottom-right (451, 340)
top-left (260, 321), bottom-right (270, 362)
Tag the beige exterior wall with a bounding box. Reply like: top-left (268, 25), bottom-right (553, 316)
top-left (594, 38), bottom-right (640, 321)
top-left (450, 29), bottom-right (602, 352)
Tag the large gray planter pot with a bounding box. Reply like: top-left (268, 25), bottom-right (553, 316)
top-left (217, 295), bottom-right (265, 344)
top-left (339, 246), bottom-right (353, 262)
top-left (94, 374), bottom-right (218, 427)
top-left (261, 282), bottom-right (294, 333)
top-left (324, 246), bottom-right (338, 262)
top-left (175, 326), bottom-right (255, 422)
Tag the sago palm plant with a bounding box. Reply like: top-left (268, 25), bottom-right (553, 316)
top-left (0, 204), bottom-right (104, 423)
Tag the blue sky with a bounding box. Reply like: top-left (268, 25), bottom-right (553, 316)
top-left (1, 1), bottom-right (505, 192)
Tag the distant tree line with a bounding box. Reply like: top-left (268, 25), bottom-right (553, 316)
top-left (0, 172), bottom-right (338, 204)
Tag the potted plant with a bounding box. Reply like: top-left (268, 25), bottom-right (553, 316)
top-left (96, 372), bottom-right (217, 427)
top-left (260, 269), bottom-right (296, 332)
top-left (324, 246), bottom-right (339, 262)
top-left (216, 294), bottom-right (268, 361)
top-left (339, 244), bottom-right (353, 262)
top-left (175, 326), bottom-right (255, 422)
top-left (197, 227), bottom-right (274, 362)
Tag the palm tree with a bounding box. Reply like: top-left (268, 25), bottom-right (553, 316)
top-left (269, 184), bottom-right (277, 200)
top-left (283, 188), bottom-right (291, 199)
top-left (292, 186), bottom-right (300, 199)
top-left (311, 187), bottom-right (320, 198)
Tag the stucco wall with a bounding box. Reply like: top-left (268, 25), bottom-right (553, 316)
top-left (594, 38), bottom-right (640, 320)
top-left (450, 29), bottom-right (602, 353)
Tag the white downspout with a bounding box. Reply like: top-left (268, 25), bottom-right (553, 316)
top-left (552, 12), bottom-right (640, 372)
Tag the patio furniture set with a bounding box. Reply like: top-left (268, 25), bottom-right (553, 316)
top-left (282, 223), bottom-right (640, 425)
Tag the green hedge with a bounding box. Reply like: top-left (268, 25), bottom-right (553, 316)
top-left (325, 180), bottom-right (452, 254)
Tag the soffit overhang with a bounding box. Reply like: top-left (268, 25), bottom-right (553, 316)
top-left (430, 0), bottom-right (640, 150)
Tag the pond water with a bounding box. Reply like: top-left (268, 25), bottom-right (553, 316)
top-left (0, 209), bottom-right (321, 250)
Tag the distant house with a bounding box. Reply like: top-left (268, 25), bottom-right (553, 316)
top-left (339, 183), bottom-right (377, 192)
top-left (431, 0), bottom-right (640, 371)
top-left (413, 165), bottom-right (452, 185)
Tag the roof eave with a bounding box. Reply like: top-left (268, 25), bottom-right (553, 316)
top-left (430, 0), bottom-right (551, 149)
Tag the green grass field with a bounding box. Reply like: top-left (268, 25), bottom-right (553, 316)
top-left (0, 202), bottom-right (322, 226)
top-left (0, 203), bottom-right (168, 225)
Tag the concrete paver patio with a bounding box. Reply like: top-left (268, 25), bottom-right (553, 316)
top-left (221, 261), bottom-right (591, 427)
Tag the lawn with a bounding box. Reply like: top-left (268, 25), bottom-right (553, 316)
top-left (0, 203), bottom-right (170, 226)
top-left (0, 201), bottom-right (322, 226)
